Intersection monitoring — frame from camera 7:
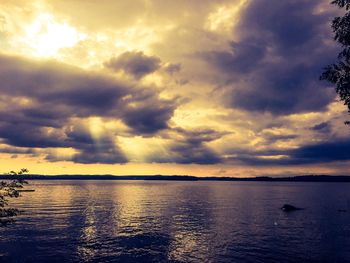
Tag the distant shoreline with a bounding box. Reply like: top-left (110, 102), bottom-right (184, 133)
top-left (1, 174), bottom-right (350, 182)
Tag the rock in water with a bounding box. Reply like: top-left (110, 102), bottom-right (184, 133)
top-left (281, 204), bottom-right (303, 212)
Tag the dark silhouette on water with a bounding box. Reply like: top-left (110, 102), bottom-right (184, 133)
top-left (281, 204), bottom-right (304, 212)
top-left (338, 209), bottom-right (347, 212)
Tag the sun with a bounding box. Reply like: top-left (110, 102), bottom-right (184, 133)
top-left (22, 13), bottom-right (86, 58)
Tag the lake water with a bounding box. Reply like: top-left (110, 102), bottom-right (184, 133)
top-left (0, 180), bottom-right (350, 263)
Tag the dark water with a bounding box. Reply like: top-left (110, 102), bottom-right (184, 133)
top-left (1, 180), bottom-right (350, 263)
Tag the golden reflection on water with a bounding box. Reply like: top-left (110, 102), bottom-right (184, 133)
top-left (168, 230), bottom-right (202, 262)
top-left (111, 183), bottom-right (145, 236)
top-left (76, 182), bottom-right (158, 261)
top-left (166, 185), bottom-right (214, 262)
top-left (75, 183), bottom-right (99, 262)
top-left (78, 201), bottom-right (97, 261)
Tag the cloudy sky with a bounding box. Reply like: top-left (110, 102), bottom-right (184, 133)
top-left (0, 0), bottom-right (349, 176)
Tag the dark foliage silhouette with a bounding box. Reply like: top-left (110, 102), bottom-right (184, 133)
top-left (0, 168), bottom-right (28, 226)
top-left (321, 0), bottom-right (350, 124)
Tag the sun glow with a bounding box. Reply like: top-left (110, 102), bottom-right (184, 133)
top-left (22, 13), bottom-right (86, 58)
top-left (89, 117), bottom-right (104, 140)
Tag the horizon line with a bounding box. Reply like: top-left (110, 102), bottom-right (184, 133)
top-left (1, 174), bottom-right (350, 182)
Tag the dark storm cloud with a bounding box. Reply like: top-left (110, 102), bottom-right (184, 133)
top-left (229, 66), bottom-right (335, 114)
top-left (202, 0), bottom-right (339, 115)
top-left (0, 145), bottom-right (35, 155)
top-left (227, 138), bottom-right (350, 166)
top-left (0, 54), bottom-right (177, 163)
top-left (170, 128), bottom-right (225, 164)
top-left (0, 103), bottom-right (64, 129)
top-left (0, 117), bottom-right (128, 164)
top-left (65, 123), bottom-right (95, 145)
top-left (0, 54), bottom-right (129, 113)
top-left (0, 123), bottom-right (66, 148)
top-left (151, 128), bottom-right (226, 164)
top-left (202, 41), bottom-right (266, 74)
top-left (311, 121), bottom-right (332, 134)
top-left (104, 51), bottom-right (161, 79)
top-left (239, 1), bottom-right (323, 50)
top-left (72, 144), bottom-right (127, 164)
top-left (120, 88), bottom-right (179, 135)
top-left (66, 123), bottom-right (127, 164)
top-left (122, 104), bottom-right (174, 134)
top-left (291, 139), bottom-right (350, 163)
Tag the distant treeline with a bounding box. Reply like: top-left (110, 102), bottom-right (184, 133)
top-left (0, 174), bottom-right (350, 182)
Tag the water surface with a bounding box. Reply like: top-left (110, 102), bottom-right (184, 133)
top-left (1, 180), bottom-right (350, 262)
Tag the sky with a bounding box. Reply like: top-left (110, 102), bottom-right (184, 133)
top-left (0, 0), bottom-right (349, 177)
